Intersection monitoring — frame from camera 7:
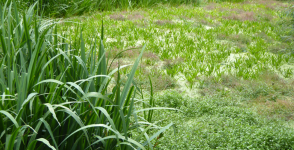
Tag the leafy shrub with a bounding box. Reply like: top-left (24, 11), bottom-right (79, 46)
top-left (156, 90), bottom-right (186, 108)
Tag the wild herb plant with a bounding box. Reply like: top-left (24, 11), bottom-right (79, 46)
top-left (0, 1), bottom-right (173, 149)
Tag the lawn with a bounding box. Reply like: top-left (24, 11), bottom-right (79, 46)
top-left (1, 0), bottom-right (294, 149)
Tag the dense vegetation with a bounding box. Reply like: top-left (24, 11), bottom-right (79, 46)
top-left (0, 1), bottom-right (174, 149)
top-left (10, 0), bottom-right (245, 17)
top-left (1, 0), bottom-right (294, 149)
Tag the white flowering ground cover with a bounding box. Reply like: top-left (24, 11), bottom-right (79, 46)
top-left (59, 0), bottom-right (294, 149)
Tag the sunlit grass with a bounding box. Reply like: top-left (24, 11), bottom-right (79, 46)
top-left (2, 0), bottom-right (294, 149)
top-left (63, 0), bottom-right (294, 85)
top-left (55, 1), bottom-right (294, 149)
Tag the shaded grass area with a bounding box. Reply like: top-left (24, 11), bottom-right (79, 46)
top-left (12, 0), bottom-right (246, 17)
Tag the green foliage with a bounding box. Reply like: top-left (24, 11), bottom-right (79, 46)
top-left (156, 90), bottom-right (185, 109)
top-left (15, 0), bottom-right (247, 17)
top-left (208, 0), bottom-right (245, 2)
top-left (69, 1), bottom-right (293, 85)
top-left (2, 0), bottom-right (291, 149)
top-left (0, 1), bottom-right (173, 149)
top-left (16, 0), bottom-right (201, 17)
top-left (155, 94), bottom-right (294, 149)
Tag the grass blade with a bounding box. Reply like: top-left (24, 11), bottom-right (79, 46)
top-left (141, 122), bottom-right (174, 148)
top-left (120, 44), bottom-right (146, 108)
top-left (36, 138), bottom-right (57, 150)
top-left (39, 118), bottom-right (59, 150)
top-left (59, 124), bottom-right (118, 146)
top-left (5, 127), bottom-right (21, 150)
top-left (0, 110), bottom-right (19, 128)
top-left (43, 103), bottom-right (61, 126)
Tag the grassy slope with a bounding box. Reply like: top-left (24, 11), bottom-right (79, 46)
top-left (60, 0), bottom-right (294, 149)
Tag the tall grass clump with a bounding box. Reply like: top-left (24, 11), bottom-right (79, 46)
top-left (0, 1), bottom-right (173, 149)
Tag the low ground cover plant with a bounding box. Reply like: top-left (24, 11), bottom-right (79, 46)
top-left (153, 91), bottom-right (294, 149)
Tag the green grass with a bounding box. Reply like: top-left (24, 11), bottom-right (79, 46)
top-left (64, 0), bottom-right (293, 85)
top-left (12, 0), bottom-right (245, 17)
top-left (57, 0), bottom-right (294, 149)
top-left (0, 1), bottom-right (175, 149)
top-left (2, 0), bottom-right (294, 149)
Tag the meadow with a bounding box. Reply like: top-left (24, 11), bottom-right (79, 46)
top-left (1, 0), bottom-right (294, 149)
